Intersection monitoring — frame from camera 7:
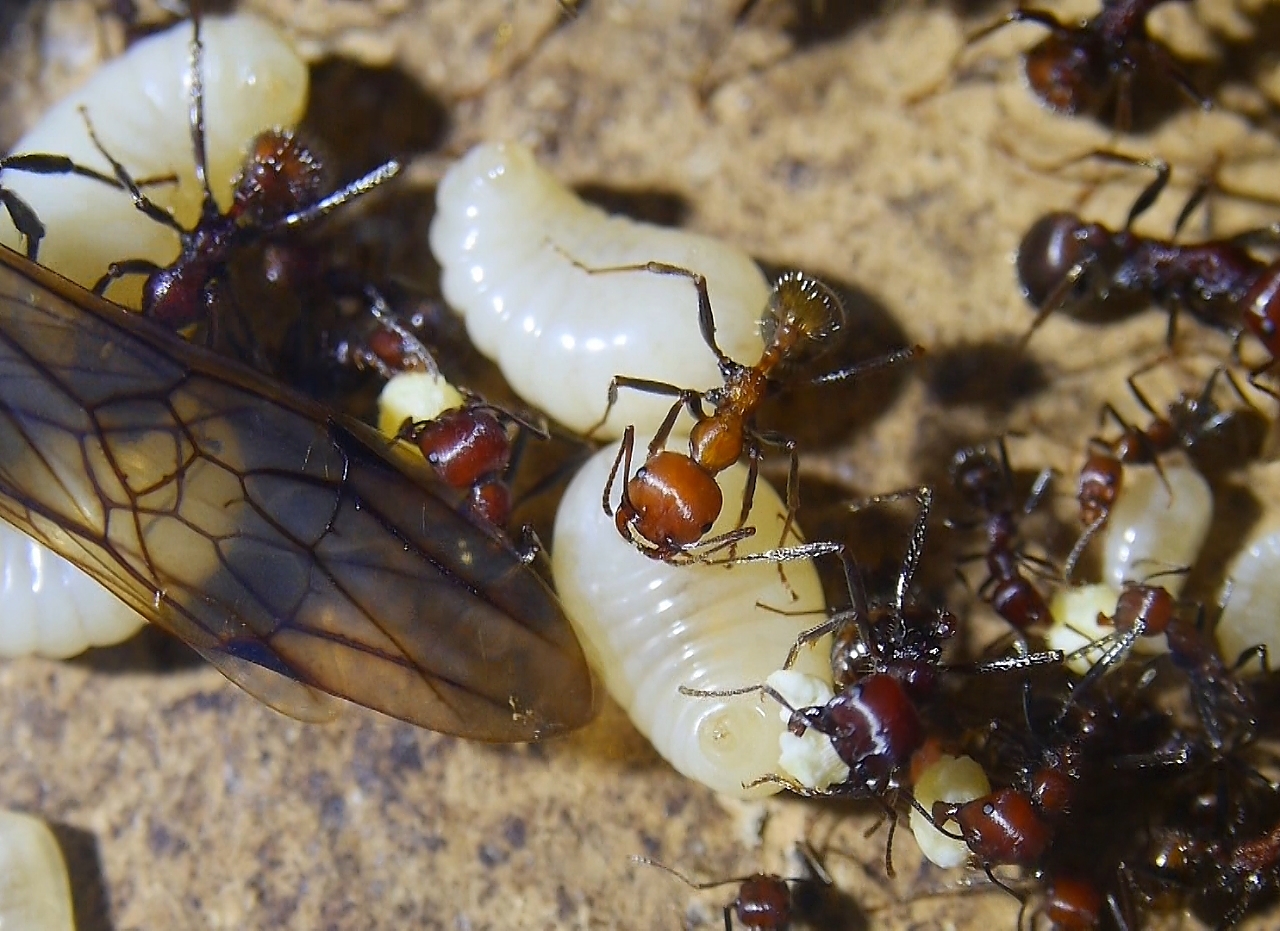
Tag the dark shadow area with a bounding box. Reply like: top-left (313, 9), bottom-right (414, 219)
top-left (1193, 2), bottom-right (1280, 124)
top-left (575, 185), bottom-right (691, 228)
top-left (1181, 481), bottom-right (1261, 607)
top-left (300, 59), bottom-right (448, 175)
top-left (68, 624), bottom-right (204, 675)
top-left (735, 0), bottom-right (889, 49)
top-left (48, 821), bottom-right (114, 931)
top-left (756, 266), bottom-right (914, 452)
top-left (925, 339), bottom-right (1049, 412)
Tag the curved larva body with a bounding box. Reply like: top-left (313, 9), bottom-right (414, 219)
top-left (1102, 460), bottom-right (1211, 594)
top-left (910, 755), bottom-right (991, 868)
top-left (1218, 520), bottom-right (1280, 669)
top-left (551, 439), bottom-right (830, 798)
top-left (429, 142), bottom-right (769, 438)
top-left (0, 520), bottom-right (146, 659)
top-left (0, 809), bottom-right (75, 931)
top-left (0, 14), bottom-right (307, 305)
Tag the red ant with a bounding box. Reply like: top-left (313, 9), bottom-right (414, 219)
top-left (1021, 874), bottom-right (1106, 930)
top-left (631, 846), bottom-right (832, 931)
top-left (1017, 155), bottom-right (1280, 392)
top-left (949, 440), bottom-right (1058, 632)
top-left (966, 0), bottom-right (1210, 129)
top-left (1066, 364), bottom-right (1251, 579)
top-left (76, 15), bottom-right (399, 351)
top-left (568, 257), bottom-right (918, 562)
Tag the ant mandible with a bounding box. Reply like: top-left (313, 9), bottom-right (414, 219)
top-left (966, 0), bottom-right (1210, 129)
top-left (568, 256), bottom-right (918, 562)
top-left (79, 14), bottom-right (399, 350)
top-left (1017, 154), bottom-right (1280, 392)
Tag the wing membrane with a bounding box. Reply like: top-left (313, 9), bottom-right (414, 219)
top-left (0, 246), bottom-right (594, 741)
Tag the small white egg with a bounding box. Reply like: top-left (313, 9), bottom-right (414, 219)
top-left (376, 370), bottom-right (465, 438)
top-left (552, 438), bottom-right (830, 798)
top-left (0, 519), bottom-right (146, 659)
top-left (0, 14), bottom-right (308, 304)
top-left (766, 669), bottom-right (849, 791)
top-left (909, 754), bottom-right (991, 869)
top-left (0, 809), bottom-right (75, 931)
top-left (1102, 460), bottom-right (1211, 595)
top-left (429, 142), bottom-right (768, 438)
top-left (1218, 519), bottom-right (1280, 671)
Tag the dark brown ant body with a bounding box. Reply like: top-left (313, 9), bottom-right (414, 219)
top-left (1018, 159), bottom-right (1280, 392)
top-left (950, 442), bottom-right (1057, 632)
top-left (968, 0), bottom-right (1209, 128)
top-left (1029, 874), bottom-right (1106, 930)
top-left (78, 19), bottom-right (397, 349)
top-left (576, 258), bottom-right (916, 562)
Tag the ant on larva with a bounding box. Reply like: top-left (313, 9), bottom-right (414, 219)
top-left (571, 257), bottom-right (918, 562)
top-left (965, 0), bottom-right (1210, 129)
top-left (0, 14), bottom-right (309, 301)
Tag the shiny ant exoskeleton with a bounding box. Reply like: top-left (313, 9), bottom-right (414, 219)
top-left (949, 441), bottom-right (1057, 632)
top-left (966, 0), bottom-right (1210, 129)
top-left (1017, 156), bottom-right (1280, 392)
top-left (76, 16), bottom-right (398, 353)
top-left (632, 846), bottom-right (833, 931)
top-left (570, 258), bottom-right (918, 562)
top-left (1065, 364), bottom-right (1252, 578)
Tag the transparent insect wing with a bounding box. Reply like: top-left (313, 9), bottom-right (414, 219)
top-left (0, 246), bottom-right (593, 741)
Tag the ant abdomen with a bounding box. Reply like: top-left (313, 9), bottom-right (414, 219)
top-left (1243, 263), bottom-right (1280, 357)
top-left (1016, 212), bottom-right (1108, 308)
top-left (1023, 34), bottom-right (1107, 116)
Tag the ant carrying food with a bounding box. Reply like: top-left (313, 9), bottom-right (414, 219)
top-left (567, 256), bottom-right (918, 562)
top-left (966, 0), bottom-right (1210, 129)
top-left (73, 15), bottom-right (399, 356)
top-left (949, 440), bottom-right (1058, 633)
top-left (1017, 155), bottom-right (1280, 393)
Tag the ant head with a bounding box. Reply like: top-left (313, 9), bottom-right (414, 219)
top-left (232, 130), bottom-right (325, 225)
top-left (949, 445), bottom-right (1004, 509)
top-left (760, 271), bottom-right (846, 364)
top-left (1016, 211), bottom-right (1106, 308)
top-left (1023, 31), bottom-right (1107, 116)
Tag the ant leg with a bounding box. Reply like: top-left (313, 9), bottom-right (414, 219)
top-left (602, 424), bottom-right (636, 518)
top-left (1063, 516), bottom-right (1105, 583)
top-left (273, 161), bottom-right (402, 232)
top-left (78, 108), bottom-right (185, 234)
top-left (186, 13), bottom-right (218, 216)
top-left (93, 258), bottom-right (163, 297)
top-left (585, 374), bottom-right (704, 440)
top-left (966, 8), bottom-right (1070, 46)
top-left (809, 343), bottom-right (921, 385)
top-left (0, 189), bottom-right (44, 259)
top-left (1023, 466), bottom-right (1055, 514)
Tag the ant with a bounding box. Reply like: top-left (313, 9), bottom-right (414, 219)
top-left (1066, 364), bottom-right (1251, 579)
top-left (73, 14), bottom-right (399, 353)
top-left (566, 256), bottom-right (918, 562)
top-left (966, 0), bottom-right (1210, 129)
top-left (1020, 874), bottom-right (1106, 931)
top-left (632, 845), bottom-right (832, 931)
top-left (949, 440), bottom-right (1058, 633)
top-left (1017, 155), bottom-right (1280, 392)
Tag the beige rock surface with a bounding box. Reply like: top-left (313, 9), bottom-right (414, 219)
top-left (3, 0), bottom-right (1280, 928)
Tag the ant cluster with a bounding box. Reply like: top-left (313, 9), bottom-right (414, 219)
top-left (5, 1), bottom-right (1280, 929)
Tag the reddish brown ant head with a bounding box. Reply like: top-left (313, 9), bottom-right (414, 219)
top-left (734, 875), bottom-right (792, 929)
top-left (944, 788), bottom-right (1054, 866)
top-left (414, 409), bottom-right (511, 490)
top-left (1024, 32), bottom-right (1109, 116)
top-left (1016, 212), bottom-right (1108, 308)
top-left (760, 271), bottom-right (846, 366)
top-left (231, 130), bottom-right (325, 225)
top-left (1112, 583), bottom-right (1174, 637)
top-left (623, 451), bottom-right (723, 548)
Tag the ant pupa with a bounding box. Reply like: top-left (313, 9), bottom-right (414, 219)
top-left (965, 0), bottom-right (1210, 129)
top-left (583, 260), bottom-right (916, 562)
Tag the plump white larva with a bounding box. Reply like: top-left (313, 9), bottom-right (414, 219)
top-left (429, 142), bottom-right (769, 438)
top-left (1218, 519), bottom-right (1280, 670)
top-left (1102, 460), bottom-right (1212, 595)
top-left (376, 370), bottom-right (465, 438)
top-left (0, 14), bottom-right (308, 305)
top-left (0, 520), bottom-right (146, 659)
top-left (1047, 583), bottom-right (1124, 675)
top-left (909, 755), bottom-right (991, 869)
top-left (552, 439), bottom-right (830, 798)
top-left (0, 809), bottom-right (76, 931)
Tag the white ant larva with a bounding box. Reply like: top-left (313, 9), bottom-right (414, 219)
top-left (0, 14), bottom-right (308, 306)
top-left (428, 142), bottom-right (769, 438)
top-left (0, 809), bottom-right (75, 931)
top-left (551, 436), bottom-right (831, 798)
top-left (1217, 517), bottom-right (1280, 671)
top-left (909, 754), bottom-right (991, 869)
top-left (1100, 458), bottom-right (1212, 595)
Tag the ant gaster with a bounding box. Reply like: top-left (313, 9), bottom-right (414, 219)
top-left (566, 256), bottom-right (918, 562)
